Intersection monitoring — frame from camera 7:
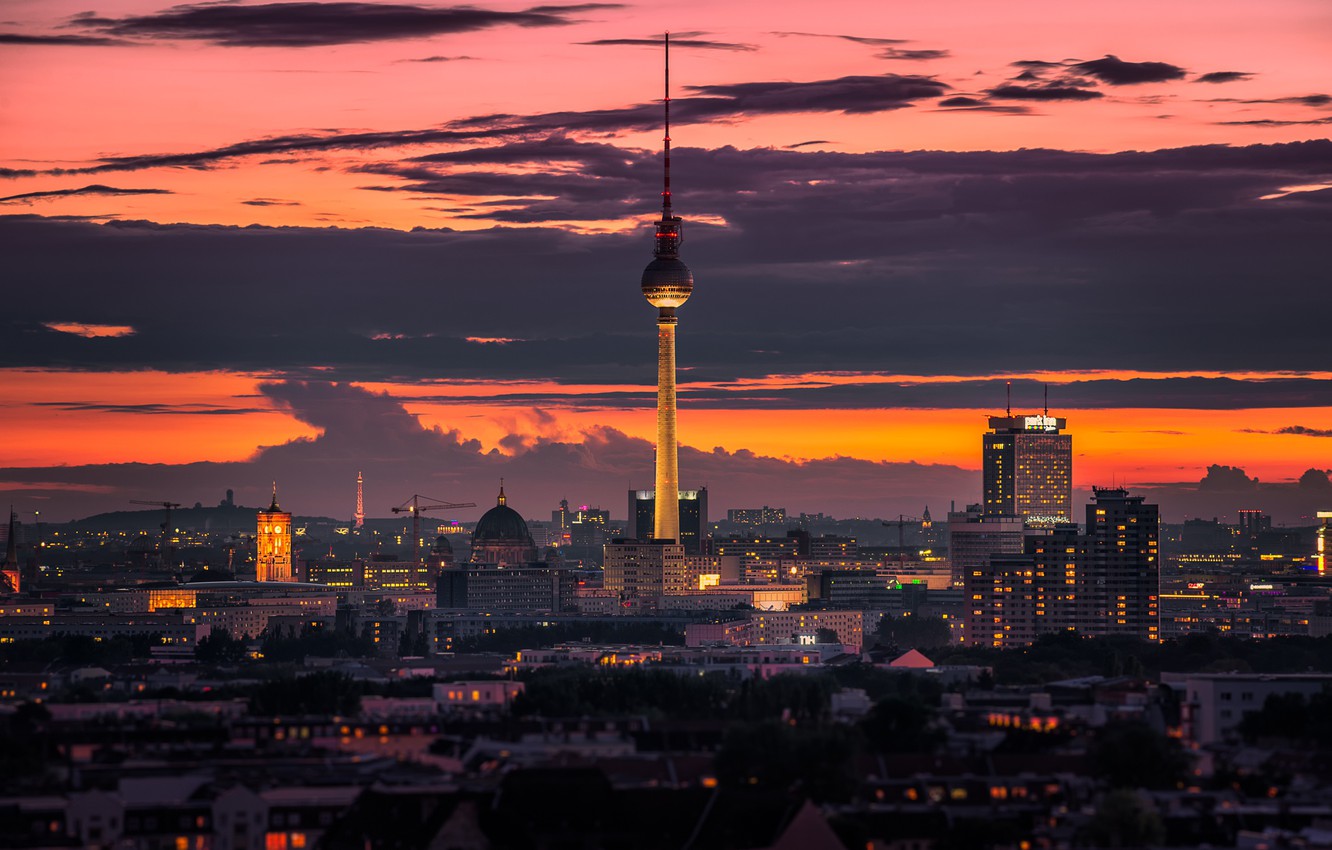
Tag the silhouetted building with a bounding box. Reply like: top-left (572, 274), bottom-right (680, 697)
top-left (0, 509), bottom-right (20, 594)
top-left (921, 506), bottom-right (942, 553)
top-left (430, 534), bottom-right (456, 571)
top-left (437, 564), bottom-right (575, 612)
top-left (1238, 509), bottom-right (1272, 539)
top-left (727, 506), bottom-right (787, 527)
top-left (470, 485), bottom-right (538, 566)
top-left (553, 499), bottom-right (572, 531)
top-left (627, 488), bottom-right (708, 556)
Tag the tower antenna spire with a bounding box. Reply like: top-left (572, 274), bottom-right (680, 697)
top-left (1006, 380), bottom-right (1011, 417)
top-left (640, 32), bottom-right (694, 545)
top-left (662, 31), bottom-right (671, 218)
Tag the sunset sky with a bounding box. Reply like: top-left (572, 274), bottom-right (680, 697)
top-left (2, 0), bottom-right (1331, 523)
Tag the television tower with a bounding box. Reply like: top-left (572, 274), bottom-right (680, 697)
top-left (640, 33), bottom-right (694, 543)
top-left (354, 471), bottom-right (365, 529)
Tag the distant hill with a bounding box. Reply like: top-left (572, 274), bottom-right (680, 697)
top-left (63, 505), bottom-right (344, 533)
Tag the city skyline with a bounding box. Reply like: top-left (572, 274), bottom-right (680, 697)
top-left (3, 1), bottom-right (1331, 522)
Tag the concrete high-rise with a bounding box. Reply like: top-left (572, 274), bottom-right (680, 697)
top-left (603, 538), bottom-right (685, 607)
top-left (983, 412), bottom-right (1072, 525)
top-left (964, 487), bottom-right (1160, 647)
top-left (640, 34), bottom-right (694, 543)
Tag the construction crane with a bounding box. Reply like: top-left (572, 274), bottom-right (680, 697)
top-left (130, 500), bottom-right (181, 569)
top-left (391, 495), bottom-right (476, 564)
top-left (882, 514), bottom-right (924, 567)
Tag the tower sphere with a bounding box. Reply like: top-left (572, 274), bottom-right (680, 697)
top-left (641, 256), bottom-right (693, 309)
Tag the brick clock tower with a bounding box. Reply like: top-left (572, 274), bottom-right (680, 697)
top-left (256, 484), bottom-right (293, 582)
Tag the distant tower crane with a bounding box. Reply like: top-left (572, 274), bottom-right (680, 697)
top-left (129, 499), bottom-right (182, 569)
top-left (391, 494), bottom-right (476, 564)
top-left (882, 514), bottom-right (924, 567)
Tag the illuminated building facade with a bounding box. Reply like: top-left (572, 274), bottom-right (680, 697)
top-left (1082, 487), bottom-right (1159, 640)
top-left (603, 538), bottom-right (685, 605)
top-left (1317, 512), bottom-right (1332, 575)
top-left (966, 553), bottom-right (1039, 649)
top-left (364, 559), bottom-right (436, 591)
top-left (303, 559), bottom-right (365, 588)
top-left (709, 533), bottom-right (801, 563)
top-left (640, 35), bottom-right (694, 544)
top-left (751, 610), bottom-right (865, 652)
top-left (964, 488), bottom-right (1160, 647)
top-left (983, 414), bottom-right (1072, 525)
top-left (727, 506), bottom-right (787, 527)
top-left (256, 486), bottom-right (293, 582)
top-left (628, 488), bottom-right (707, 555)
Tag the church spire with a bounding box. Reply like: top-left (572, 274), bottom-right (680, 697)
top-left (497, 478), bottom-right (506, 507)
top-left (3, 507), bottom-right (16, 568)
top-left (269, 481), bottom-right (280, 512)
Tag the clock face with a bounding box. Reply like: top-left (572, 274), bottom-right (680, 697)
top-left (273, 525), bottom-right (283, 535)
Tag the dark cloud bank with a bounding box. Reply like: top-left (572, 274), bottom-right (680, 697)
top-left (4, 139), bottom-right (1330, 384)
top-left (3, 382), bottom-right (1326, 525)
top-left (3, 139), bottom-right (1331, 521)
top-left (69, 2), bottom-right (620, 48)
top-left (0, 381), bottom-right (977, 523)
top-left (0, 71), bottom-right (949, 178)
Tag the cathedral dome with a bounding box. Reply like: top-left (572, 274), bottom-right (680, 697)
top-left (470, 484), bottom-right (538, 565)
top-left (473, 504), bottom-right (532, 545)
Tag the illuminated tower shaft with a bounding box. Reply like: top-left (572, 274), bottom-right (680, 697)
top-left (654, 310), bottom-right (680, 541)
top-left (640, 33), bottom-right (694, 543)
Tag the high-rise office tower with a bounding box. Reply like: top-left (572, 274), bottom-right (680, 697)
top-left (640, 34), bottom-right (694, 543)
top-left (628, 487), bottom-right (708, 555)
top-left (982, 407), bottom-right (1073, 525)
top-left (257, 484), bottom-right (293, 582)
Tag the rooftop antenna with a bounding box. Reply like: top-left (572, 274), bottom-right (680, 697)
top-left (663, 31), bottom-right (671, 219)
top-left (1006, 380), bottom-right (1011, 417)
top-left (1044, 384), bottom-right (1048, 418)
